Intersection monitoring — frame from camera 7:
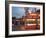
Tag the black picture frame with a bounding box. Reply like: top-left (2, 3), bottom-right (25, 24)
top-left (5, 1), bottom-right (45, 38)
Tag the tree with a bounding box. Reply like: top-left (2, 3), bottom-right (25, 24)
top-left (24, 7), bottom-right (29, 16)
top-left (24, 7), bottom-right (29, 26)
top-left (12, 17), bottom-right (16, 24)
top-left (12, 17), bottom-right (16, 20)
top-left (36, 9), bottom-right (40, 14)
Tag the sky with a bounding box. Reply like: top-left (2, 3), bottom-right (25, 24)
top-left (12, 7), bottom-right (40, 18)
top-left (12, 7), bottom-right (25, 18)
